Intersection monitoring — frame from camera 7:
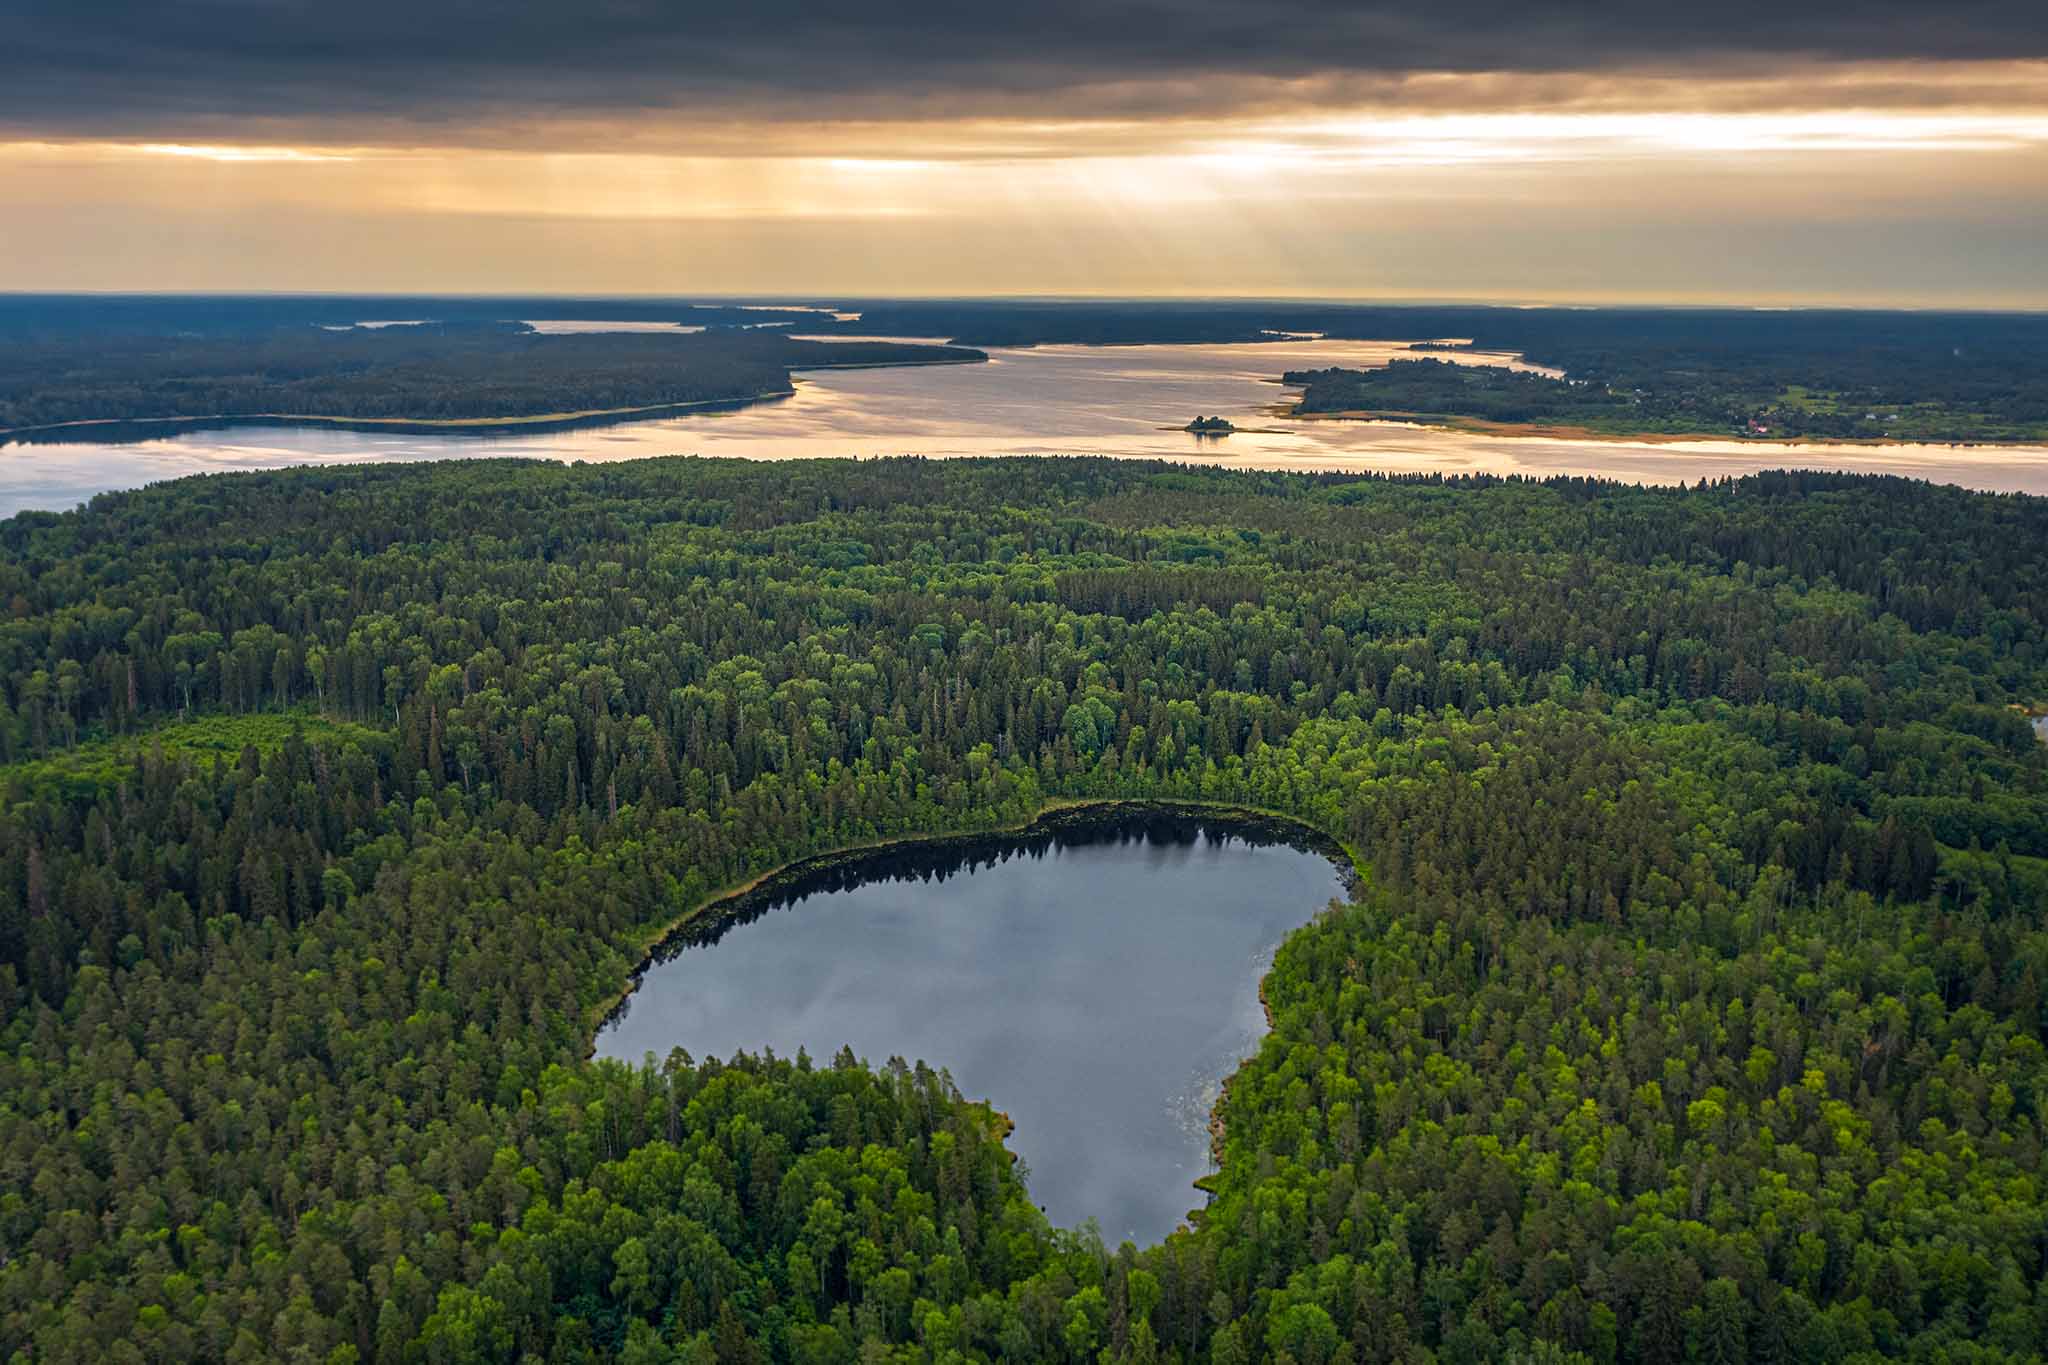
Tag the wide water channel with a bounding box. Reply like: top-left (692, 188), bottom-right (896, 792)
top-left (594, 809), bottom-right (1351, 1246)
top-left (8, 337), bottom-right (2048, 514)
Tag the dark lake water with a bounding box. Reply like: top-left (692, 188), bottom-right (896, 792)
top-left (594, 810), bottom-right (1350, 1245)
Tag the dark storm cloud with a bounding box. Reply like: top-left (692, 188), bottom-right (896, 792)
top-left (6, 0), bottom-right (2047, 138)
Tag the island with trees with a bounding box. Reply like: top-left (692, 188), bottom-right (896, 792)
top-left (2, 455), bottom-right (2044, 1361)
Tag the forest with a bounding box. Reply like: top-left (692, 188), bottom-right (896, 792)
top-left (0, 324), bottom-right (981, 434)
top-left (1, 455), bottom-right (2046, 1362)
top-left (1286, 361), bottom-right (1647, 431)
top-left (1285, 355), bottom-right (2048, 444)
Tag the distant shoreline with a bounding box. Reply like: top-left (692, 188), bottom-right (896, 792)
top-left (0, 391), bottom-right (795, 441)
top-left (0, 354), bottom-right (983, 445)
top-left (1272, 402), bottom-right (2048, 449)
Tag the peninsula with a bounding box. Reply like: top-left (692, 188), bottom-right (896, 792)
top-left (1285, 354), bottom-right (2048, 445)
top-left (0, 319), bottom-right (986, 440)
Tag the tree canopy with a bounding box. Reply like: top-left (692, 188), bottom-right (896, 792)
top-left (1, 456), bottom-right (2044, 1362)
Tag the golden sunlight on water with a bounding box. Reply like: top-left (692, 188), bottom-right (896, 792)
top-left (5, 340), bottom-right (2045, 514)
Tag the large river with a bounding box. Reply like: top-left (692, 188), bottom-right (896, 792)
top-left (596, 810), bottom-right (1350, 1246)
top-left (5, 337), bottom-right (2046, 515)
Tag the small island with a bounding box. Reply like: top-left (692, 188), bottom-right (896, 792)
top-left (1184, 414), bottom-right (1236, 434)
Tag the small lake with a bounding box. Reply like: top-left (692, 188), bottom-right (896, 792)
top-left (8, 338), bottom-right (2047, 515)
top-left (595, 809), bottom-right (1350, 1245)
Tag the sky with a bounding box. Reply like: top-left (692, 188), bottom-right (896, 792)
top-left (4, 1), bottom-right (2047, 305)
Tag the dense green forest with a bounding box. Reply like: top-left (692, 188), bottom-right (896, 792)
top-left (1286, 357), bottom-right (2048, 444)
top-left (2, 456), bottom-right (2046, 1363)
top-left (1287, 361), bottom-right (1648, 431)
top-left (0, 325), bottom-right (981, 434)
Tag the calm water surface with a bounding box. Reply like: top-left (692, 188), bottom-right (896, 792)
top-left (595, 812), bottom-right (1349, 1245)
top-left (6, 339), bottom-right (2046, 514)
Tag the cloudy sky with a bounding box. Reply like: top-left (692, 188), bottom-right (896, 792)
top-left (5, 1), bottom-right (2047, 303)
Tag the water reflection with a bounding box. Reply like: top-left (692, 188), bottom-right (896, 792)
top-left (6, 338), bottom-right (2046, 515)
top-left (596, 810), bottom-right (1349, 1245)
top-left (521, 319), bottom-right (708, 334)
top-left (639, 807), bottom-right (1335, 957)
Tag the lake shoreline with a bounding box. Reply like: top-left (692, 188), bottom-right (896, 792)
top-left (0, 391), bottom-right (795, 443)
top-left (0, 355), bottom-right (985, 446)
top-left (589, 794), bottom-right (1363, 1238)
top-left (1273, 402), bottom-right (2048, 449)
top-left (1201, 973), bottom-right (1278, 1194)
top-left (585, 795), bottom-right (1365, 1056)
